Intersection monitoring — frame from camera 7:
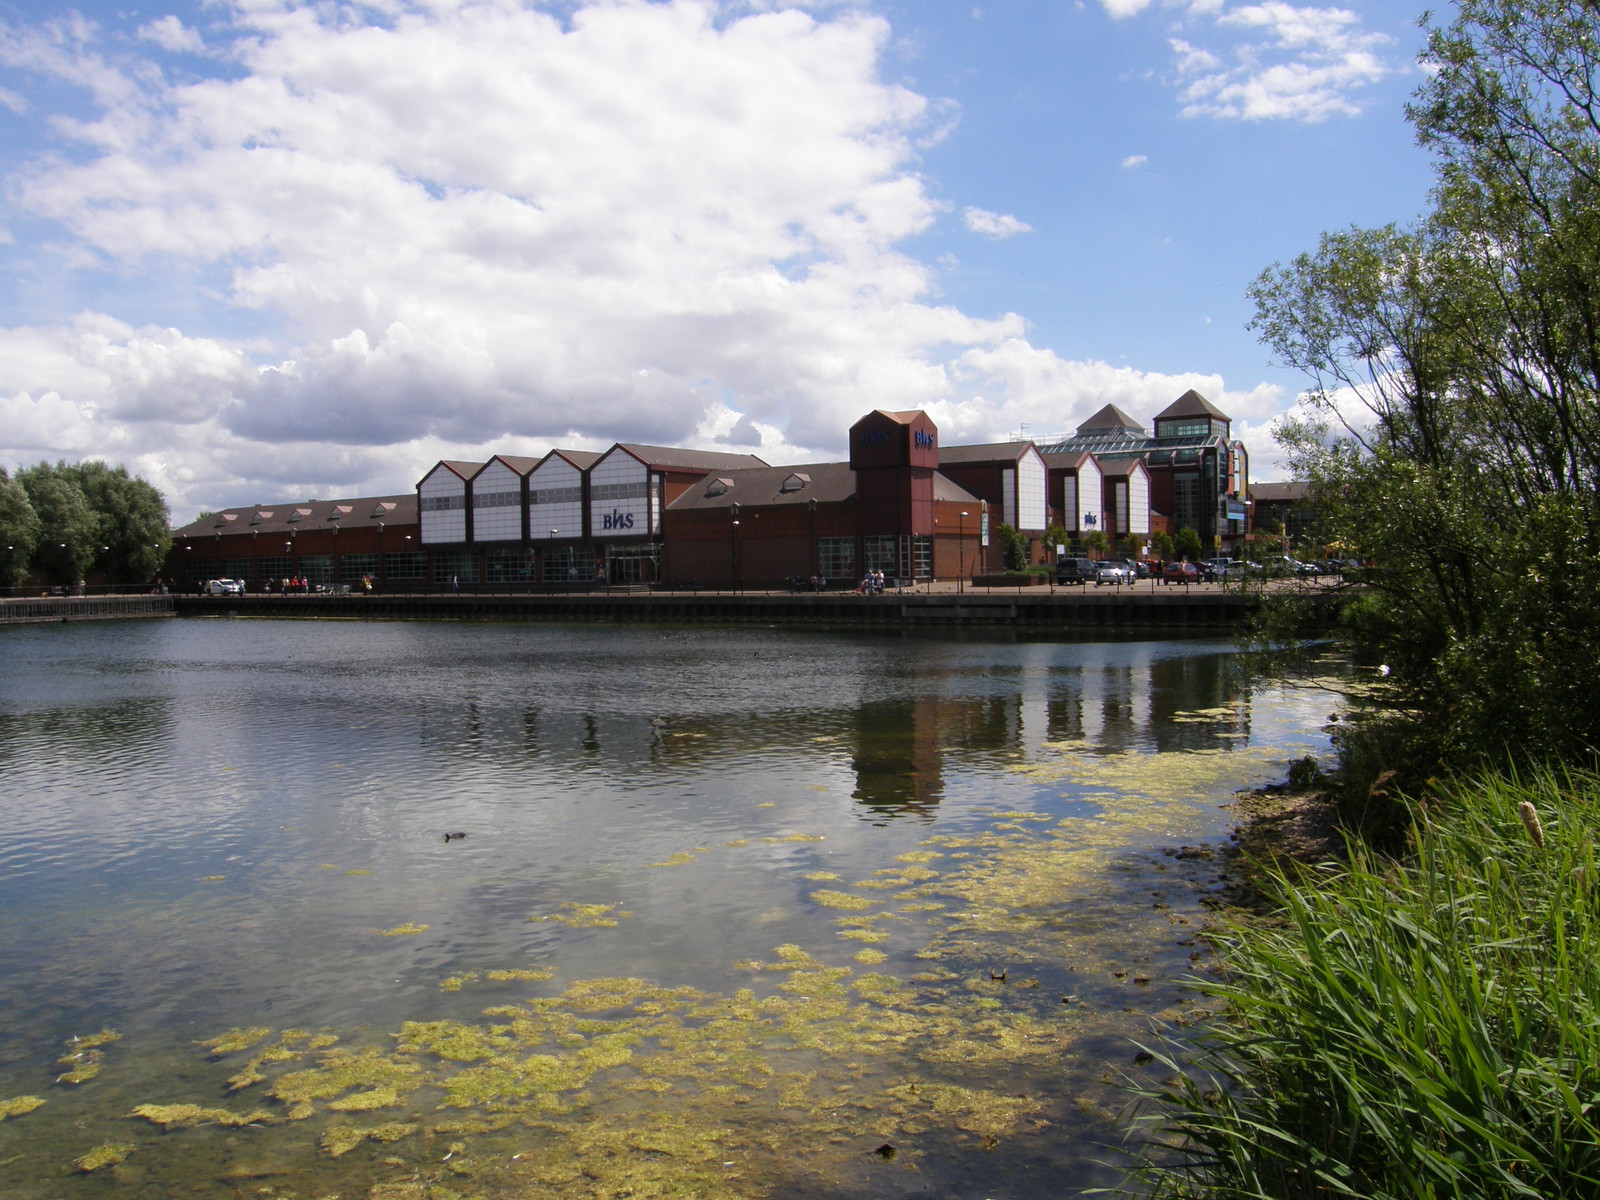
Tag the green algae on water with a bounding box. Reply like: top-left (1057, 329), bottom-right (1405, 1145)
top-left (75, 1142), bottom-right (135, 1172)
top-left (129, 1103), bottom-right (273, 1128)
top-left (0, 1095), bottom-right (44, 1120)
top-left (533, 902), bottom-right (631, 928)
top-left (378, 923), bottom-right (429, 936)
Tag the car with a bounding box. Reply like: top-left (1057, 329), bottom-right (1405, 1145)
top-left (1094, 561), bottom-right (1132, 586)
top-left (1055, 557), bottom-right (1098, 584)
top-left (1162, 561), bottom-right (1199, 584)
top-left (206, 578), bottom-right (244, 595)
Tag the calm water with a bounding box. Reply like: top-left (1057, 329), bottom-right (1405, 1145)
top-left (0, 619), bottom-right (1333, 1199)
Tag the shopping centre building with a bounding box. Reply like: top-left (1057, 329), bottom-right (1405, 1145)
top-left (166, 392), bottom-right (1251, 589)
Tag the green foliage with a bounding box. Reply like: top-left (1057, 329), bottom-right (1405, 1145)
top-left (1148, 529), bottom-right (1174, 559)
top-left (1249, 0), bottom-right (1600, 773)
top-left (1082, 528), bottom-right (1109, 555)
top-left (1134, 767), bottom-right (1600, 1199)
top-left (995, 522), bottom-right (1027, 572)
top-left (1045, 523), bottom-right (1068, 552)
top-left (70, 461), bottom-right (170, 584)
top-left (16, 463), bottom-right (98, 585)
top-left (0, 469), bottom-right (42, 587)
top-left (9, 460), bottom-right (169, 586)
top-left (1173, 527), bottom-right (1202, 561)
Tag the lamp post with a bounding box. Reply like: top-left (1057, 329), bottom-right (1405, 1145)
top-left (376, 521), bottom-right (384, 591)
top-left (729, 504), bottom-right (741, 595)
top-left (959, 511), bottom-right (969, 594)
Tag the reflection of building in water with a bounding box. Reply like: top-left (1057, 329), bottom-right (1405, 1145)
top-left (850, 696), bottom-right (947, 820)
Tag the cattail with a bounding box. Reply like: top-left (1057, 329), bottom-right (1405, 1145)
top-left (1517, 800), bottom-right (1546, 849)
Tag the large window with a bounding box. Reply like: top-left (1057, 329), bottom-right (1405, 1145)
top-left (862, 536), bottom-right (898, 575)
top-left (384, 552), bottom-right (426, 580)
top-left (339, 553), bottom-right (378, 583)
top-left (256, 556), bottom-right (289, 585)
top-left (911, 535), bottom-right (931, 579)
top-left (485, 548), bottom-right (532, 583)
top-left (542, 546), bottom-right (589, 583)
top-left (818, 537), bottom-right (855, 579)
top-left (1173, 474), bottom-right (1200, 528)
top-left (432, 550), bottom-right (478, 584)
top-left (300, 555), bottom-right (333, 588)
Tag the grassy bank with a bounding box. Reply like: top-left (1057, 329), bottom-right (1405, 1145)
top-left (1134, 767), bottom-right (1600, 1198)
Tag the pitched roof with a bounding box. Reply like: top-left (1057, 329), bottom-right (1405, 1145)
top-left (611, 444), bottom-right (769, 471)
top-left (666, 461), bottom-right (857, 510)
top-left (937, 442), bottom-right (1040, 466)
top-left (1075, 404), bottom-right (1145, 435)
top-left (1155, 389), bottom-right (1229, 422)
top-left (1249, 481), bottom-right (1310, 503)
top-left (172, 494), bottom-right (418, 538)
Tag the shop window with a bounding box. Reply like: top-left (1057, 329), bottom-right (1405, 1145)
top-left (818, 537), bottom-right (855, 579)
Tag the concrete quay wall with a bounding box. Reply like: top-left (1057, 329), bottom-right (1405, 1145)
top-left (0, 595), bottom-right (177, 625)
top-left (165, 588), bottom-right (1279, 629)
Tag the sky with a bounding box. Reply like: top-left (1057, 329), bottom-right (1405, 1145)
top-left (0, 0), bottom-right (1438, 519)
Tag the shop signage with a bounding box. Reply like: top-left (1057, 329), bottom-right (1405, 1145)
top-left (601, 509), bottom-right (636, 530)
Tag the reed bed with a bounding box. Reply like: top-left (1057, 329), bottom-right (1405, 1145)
top-left (1133, 768), bottom-right (1600, 1198)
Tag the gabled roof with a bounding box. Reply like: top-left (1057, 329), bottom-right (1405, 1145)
top-left (610, 443), bottom-right (769, 472)
top-left (937, 442), bottom-right (1043, 467)
top-left (1075, 404), bottom-right (1144, 435)
top-left (172, 494), bottom-right (419, 539)
top-left (474, 454), bottom-right (542, 479)
top-left (1041, 450), bottom-right (1097, 470)
top-left (1155, 389), bottom-right (1229, 422)
top-left (530, 448), bottom-right (604, 475)
top-left (667, 461), bottom-right (857, 510)
top-left (417, 459), bottom-right (483, 488)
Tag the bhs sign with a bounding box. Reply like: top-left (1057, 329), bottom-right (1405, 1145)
top-left (601, 509), bottom-right (636, 531)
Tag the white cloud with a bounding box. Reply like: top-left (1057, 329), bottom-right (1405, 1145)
top-left (962, 206), bottom-right (1033, 238)
top-left (1170, 2), bottom-right (1394, 121)
top-left (0, 0), bottom-right (1291, 514)
top-left (1100, 0), bottom-right (1158, 17)
top-left (138, 16), bottom-right (204, 54)
top-left (1120, 153), bottom-right (1148, 168)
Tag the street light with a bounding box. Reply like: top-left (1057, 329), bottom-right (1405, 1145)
top-left (729, 504), bottom-right (741, 595)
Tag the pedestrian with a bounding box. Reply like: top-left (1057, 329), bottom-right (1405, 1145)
top-left (451, 574), bottom-right (459, 594)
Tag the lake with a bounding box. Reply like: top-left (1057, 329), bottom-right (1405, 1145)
top-left (0, 619), bottom-right (1334, 1199)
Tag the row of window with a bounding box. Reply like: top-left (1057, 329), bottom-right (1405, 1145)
top-left (472, 490), bottom-right (521, 509)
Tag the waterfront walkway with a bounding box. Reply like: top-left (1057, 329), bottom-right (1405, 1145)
top-left (1, 578), bottom-right (1339, 630)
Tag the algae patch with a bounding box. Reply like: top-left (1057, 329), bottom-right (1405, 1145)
top-left (0, 1095), bottom-right (44, 1120)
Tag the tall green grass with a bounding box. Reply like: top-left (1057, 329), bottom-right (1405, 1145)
top-left (1133, 768), bottom-right (1600, 1198)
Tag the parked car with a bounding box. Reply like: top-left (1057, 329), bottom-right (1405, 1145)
top-left (206, 578), bottom-right (244, 595)
top-left (1056, 557), bottom-right (1098, 585)
top-left (1094, 561), bottom-right (1132, 586)
top-left (1163, 561), bottom-right (1199, 584)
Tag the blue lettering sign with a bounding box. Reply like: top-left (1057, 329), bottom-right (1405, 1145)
top-left (914, 429), bottom-right (935, 449)
top-left (860, 430), bottom-right (891, 446)
top-left (601, 510), bottom-right (636, 531)
top-left (1083, 514), bottom-right (1098, 528)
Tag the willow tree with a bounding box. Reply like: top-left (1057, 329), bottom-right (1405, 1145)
top-left (1251, 0), bottom-right (1600, 767)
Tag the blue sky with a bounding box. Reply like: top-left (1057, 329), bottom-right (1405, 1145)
top-left (0, 0), bottom-right (1436, 516)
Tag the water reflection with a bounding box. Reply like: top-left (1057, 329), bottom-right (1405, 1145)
top-left (850, 697), bottom-right (946, 818)
top-left (0, 620), bottom-right (1329, 1200)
